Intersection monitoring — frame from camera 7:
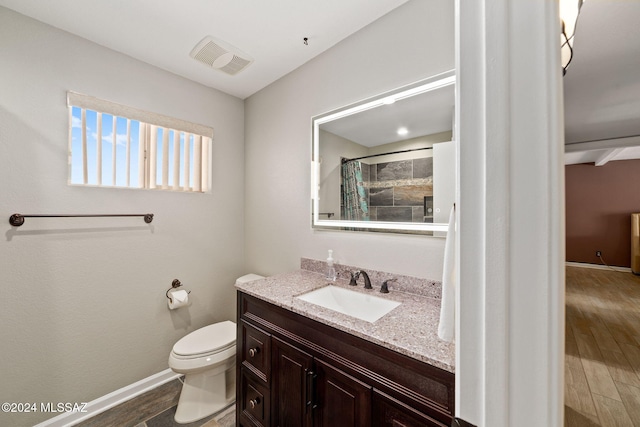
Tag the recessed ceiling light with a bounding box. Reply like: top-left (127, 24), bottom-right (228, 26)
top-left (397, 127), bottom-right (409, 136)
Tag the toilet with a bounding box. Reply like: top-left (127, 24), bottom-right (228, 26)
top-left (168, 274), bottom-right (264, 424)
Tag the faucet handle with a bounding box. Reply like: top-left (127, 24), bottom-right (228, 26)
top-left (349, 271), bottom-right (359, 286)
top-left (380, 278), bottom-right (397, 293)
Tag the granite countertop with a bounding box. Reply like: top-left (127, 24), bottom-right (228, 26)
top-left (235, 268), bottom-right (455, 373)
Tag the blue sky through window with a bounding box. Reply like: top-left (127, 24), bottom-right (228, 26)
top-left (70, 107), bottom-right (194, 189)
top-left (71, 107), bottom-right (141, 187)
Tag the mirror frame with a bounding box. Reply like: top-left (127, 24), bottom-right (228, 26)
top-left (311, 70), bottom-right (455, 234)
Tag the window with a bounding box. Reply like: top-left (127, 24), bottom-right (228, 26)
top-left (68, 92), bottom-right (213, 192)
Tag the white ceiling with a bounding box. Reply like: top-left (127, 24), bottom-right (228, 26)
top-left (563, 0), bottom-right (640, 165)
top-left (3, 0), bottom-right (640, 166)
top-left (0, 0), bottom-right (408, 99)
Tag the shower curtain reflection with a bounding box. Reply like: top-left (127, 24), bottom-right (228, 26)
top-left (341, 160), bottom-right (369, 221)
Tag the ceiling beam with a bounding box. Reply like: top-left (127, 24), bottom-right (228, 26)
top-left (565, 134), bottom-right (640, 152)
top-left (595, 147), bottom-right (626, 166)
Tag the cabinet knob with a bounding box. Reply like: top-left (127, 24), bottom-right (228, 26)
top-left (248, 347), bottom-right (260, 357)
top-left (249, 397), bottom-right (261, 409)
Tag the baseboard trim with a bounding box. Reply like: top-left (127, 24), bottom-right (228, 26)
top-left (34, 369), bottom-right (181, 427)
top-left (565, 261), bottom-right (632, 273)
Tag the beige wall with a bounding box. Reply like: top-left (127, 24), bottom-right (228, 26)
top-left (0, 1), bottom-right (454, 424)
top-left (244, 0), bottom-right (454, 279)
top-left (0, 7), bottom-right (245, 426)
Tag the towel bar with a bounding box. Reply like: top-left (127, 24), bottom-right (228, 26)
top-left (9, 213), bottom-right (154, 227)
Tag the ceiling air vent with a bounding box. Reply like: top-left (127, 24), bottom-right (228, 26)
top-left (189, 36), bottom-right (253, 76)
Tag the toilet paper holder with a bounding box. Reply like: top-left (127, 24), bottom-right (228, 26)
top-left (166, 279), bottom-right (191, 303)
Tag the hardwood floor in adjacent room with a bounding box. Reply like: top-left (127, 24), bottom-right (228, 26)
top-left (565, 266), bottom-right (640, 427)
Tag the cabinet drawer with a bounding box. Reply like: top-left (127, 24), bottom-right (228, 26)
top-left (239, 368), bottom-right (270, 427)
top-left (241, 320), bottom-right (271, 382)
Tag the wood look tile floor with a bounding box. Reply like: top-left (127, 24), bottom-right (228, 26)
top-left (565, 266), bottom-right (640, 427)
top-left (75, 378), bottom-right (235, 427)
top-left (140, 403), bottom-right (235, 427)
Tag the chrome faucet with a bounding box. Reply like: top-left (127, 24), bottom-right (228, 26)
top-left (350, 270), bottom-right (372, 289)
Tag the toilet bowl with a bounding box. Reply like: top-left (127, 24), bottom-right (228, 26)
top-left (168, 274), bottom-right (264, 424)
top-left (169, 320), bottom-right (237, 424)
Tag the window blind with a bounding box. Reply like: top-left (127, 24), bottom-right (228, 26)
top-left (67, 92), bottom-right (213, 192)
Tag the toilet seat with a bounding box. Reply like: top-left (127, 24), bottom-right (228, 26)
top-left (172, 320), bottom-right (236, 358)
top-left (170, 342), bottom-right (235, 360)
top-left (169, 320), bottom-right (237, 374)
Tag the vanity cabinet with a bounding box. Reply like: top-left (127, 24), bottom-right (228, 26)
top-left (236, 291), bottom-right (454, 427)
top-left (271, 337), bottom-right (313, 426)
top-left (313, 358), bottom-right (372, 427)
top-left (270, 337), bottom-right (371, 427)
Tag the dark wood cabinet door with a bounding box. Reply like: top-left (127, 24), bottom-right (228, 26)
top-left (372, 390), bottom-right (448, 427)
top-left (271, 337), bottom-right (314, 427)
top-left (313, 359), bottom-right (372, 427)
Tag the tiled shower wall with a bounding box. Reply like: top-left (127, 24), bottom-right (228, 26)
top-left (364, 157), bottom-right (433, 222)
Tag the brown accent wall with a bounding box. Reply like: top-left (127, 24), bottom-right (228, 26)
top-left (566, 159), bottom-right (640, 267)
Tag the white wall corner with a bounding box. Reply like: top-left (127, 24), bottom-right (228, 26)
top-left (456, 0), bottom-right (565, 426)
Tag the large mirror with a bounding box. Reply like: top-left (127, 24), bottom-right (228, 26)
top-left (311, 70), bottom-right (456, 234)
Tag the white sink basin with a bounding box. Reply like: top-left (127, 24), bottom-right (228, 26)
top-left (296, 285), bottom-right (401, 323)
